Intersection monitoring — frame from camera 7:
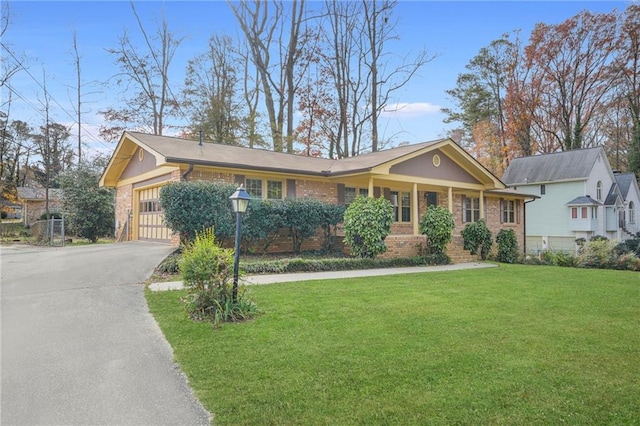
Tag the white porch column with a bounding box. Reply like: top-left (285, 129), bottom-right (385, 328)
top-left (413, 183), bottom-right (419, 235)
top-left (368, 177), bottom-right (374, 197)
top-left (480, 190), bottom-right (485, 219)
top-left (448, 187), bottom-right (453, 213)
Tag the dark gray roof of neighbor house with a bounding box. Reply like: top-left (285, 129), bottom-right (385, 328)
top-left (128, 131), bottom-right (445, 176)
top-left (566, 195), bottom-right (601, 206)
top-left (17, 187), bottom-right (63, 201)
top-left (604, 183), bottom-right (622, 206)
top-left (502, 147), bottom-right (604, 185)
top-left (615, 172), bottom-right (637, 199)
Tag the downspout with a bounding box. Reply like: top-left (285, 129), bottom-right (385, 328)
top-left (182, 163), bottom-right (194, 182)
top-left (524, 198), bottom-right (535, 257)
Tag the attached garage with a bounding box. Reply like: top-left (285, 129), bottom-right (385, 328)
top-left (136, 186), bottom-right (172, 242)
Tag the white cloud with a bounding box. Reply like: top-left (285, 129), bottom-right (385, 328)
top-left (381, 102), bottom-right (441, 118)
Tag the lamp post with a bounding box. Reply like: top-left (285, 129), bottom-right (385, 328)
top-left (229, 184), bottom-right (251, 304)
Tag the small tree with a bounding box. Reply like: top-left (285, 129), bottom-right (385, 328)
top-left (179, 227), bottom-right (257, 325)
top-left (461, 219), bottom-right (493, 260)
top-left (419, 205), bottom-right (455, 255)
top-left (318, 202), bottom-right (346, 253)
top-left (343, 196), bottom-right (393, 258)
top-left (496, 228), bottom-right (519, 263)
top-left (159, 181), bottom-right (237, 243)
top-left (59, 159), bottom-right (115, 243)
top-left (243, 199), bottom-right (285, 254)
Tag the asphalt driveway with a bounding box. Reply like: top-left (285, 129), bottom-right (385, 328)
top-left (1, 242), bottom-right (210, 425)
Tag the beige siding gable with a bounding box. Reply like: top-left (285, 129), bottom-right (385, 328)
top-left (389, 149), bottom-right (481, 184)
top-left (121, 147), bottom-right (159, 180)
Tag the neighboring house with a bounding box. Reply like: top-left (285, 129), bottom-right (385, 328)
top-left (100, 131), bottom-right (534, 259)
top-left (502, 146), bottom-right (640, 254)
top-left (16, 187), bottom-right (63, 226)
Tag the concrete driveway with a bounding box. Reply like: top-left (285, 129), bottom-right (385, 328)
top-left (1, 242), bottom-right (210, 425)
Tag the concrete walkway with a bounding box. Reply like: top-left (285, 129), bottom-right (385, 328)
top-left (148, 261), bottom-right (497, 291)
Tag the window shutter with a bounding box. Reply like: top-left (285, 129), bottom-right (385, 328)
top-left (383, 187), bottom-right (390, 200)
top-left (500, 198), bottom-right (505, 224)
top-left (337, 184), bottom-right (345, 204)
top-left (516, 200), bottom-right (521, 224)
top-left (235, 174), bottom-right (245, 185)
top-left (462, 195), bottom-right (467, 223)
top-left (286, 179), bottom-right (296, 198)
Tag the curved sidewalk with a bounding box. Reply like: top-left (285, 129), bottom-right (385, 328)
top-left (148, 262), bottom-right (497, 291)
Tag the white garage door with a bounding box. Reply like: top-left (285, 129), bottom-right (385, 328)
top-left (138, 187), bottom-right (171, 242)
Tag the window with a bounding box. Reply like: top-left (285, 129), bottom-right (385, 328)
top-left (246, 178), bottom-right (284, 200)
top-left (501, 199), bottom-right (516, 223)
top-left (463, 196), bottom-right (480, 223)
top-left (591, 207), bottom-right (597, 219)
top-left (581, 207), bottom-right (588, 219)
top-left (246, 178), bottom-right (262, 198)
top-left (571, 207), bottom-right (578, 219)
top-left (425, 192), bottom-right (438, 208)
top-left (401, 192), bottom-right (411, 222)
top-left (630, 201), bottom-right (635, 224)
top-left (344, 187), bottom-right (357, 204)
top-left (540, 184), bottom-right (546, 195)
top-left (267, 180), bottom-right (282, 200)
top-left (359, 188), bottom-right (369, 197)
top-left (596, 181), bottom-right (603, 201)
top-left (390, 190), bottom-right (411, 222)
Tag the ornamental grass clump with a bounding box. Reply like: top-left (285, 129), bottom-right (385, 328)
top-left (179, 228), bottom-right (257, 325)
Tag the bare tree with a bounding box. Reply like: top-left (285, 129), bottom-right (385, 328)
top-left (229, 0), bottom-right (308, 153)
top-left (101, 1), bottom-right (183, 140)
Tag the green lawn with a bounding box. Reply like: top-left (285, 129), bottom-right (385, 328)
top-left (146, 264), bottom-right (639, 425)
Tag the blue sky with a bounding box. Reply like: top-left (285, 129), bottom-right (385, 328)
top-left (2, 0), bottom-right (631, 155)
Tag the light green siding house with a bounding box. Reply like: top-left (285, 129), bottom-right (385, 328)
top-left (502, 147), bottom-right (639, 254)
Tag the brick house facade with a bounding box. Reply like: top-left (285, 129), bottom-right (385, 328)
top-left (101, 132), bottom-right (534, 260)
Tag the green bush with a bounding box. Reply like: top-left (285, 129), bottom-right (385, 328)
top-left (461, 219), bottom-right (493, 260)
top-left (343, 196), bottom-right (393, 259)
top-left (419, 205), bottom-right (454, 255)
top-left (179, 228), bottom-right (257, 325)
top-left (160, 181), bottom-right (238, 244)
top-left (281, 198), bottom-right (325, 253)
top-left (156, 250), bottom-right (182, 274)
top-left (243, 199), bottom-right (285, 253)
top-left (241, 254), bottom-right (448, 275)
top-left (496, 229), bottom-right (519, 264)
top-left (579, 239), bottom-right (616, 269)
top-left (318, 202), bottom-right (346, 253)
top-left (539, 250), bottom-right (578, 267)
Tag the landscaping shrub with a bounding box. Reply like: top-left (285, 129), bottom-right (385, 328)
top-left (539, 250), bottom-right (578, 267)
top-left (160, 181), bottom-right (237, 243)
top-left (179, 228), bottom-right (257, 325)
top-left (496, 228), bottom-right (519, 263)
top-left (343, 196), bottom-right (393, 259)
top-left (243, 199), bottom-right (284, 253)
top-left (281, 198), bottom-right (324, 253)
top-left (155, 249), bottom-right (182, 274)
top-left (318, 202), bottom-right (346, 253)
top-left (579, 239), bottom-right (617, 269)
top-left (419, 205), bottom-right (454, 255)
top-left (461, 219), bottom-right (492, 260)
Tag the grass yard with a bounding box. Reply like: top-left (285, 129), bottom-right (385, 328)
top-left (146, 264), bottom-right (639, 425)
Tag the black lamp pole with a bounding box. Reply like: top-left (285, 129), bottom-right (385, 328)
top-left (229, 185), bottom-right (251, 304)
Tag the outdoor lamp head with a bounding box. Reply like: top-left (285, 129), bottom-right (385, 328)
top-left (230, 185), bottom-right (251, 213)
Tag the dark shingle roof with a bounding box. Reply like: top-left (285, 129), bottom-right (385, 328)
top-left (566, 195), bottom-right (601, 206)
top-left (128, 131), bottom-right (445, 176)
top-left (615, 173), bottom-right (636, 199)
top-left (502, 147), bottom-right (603, 185)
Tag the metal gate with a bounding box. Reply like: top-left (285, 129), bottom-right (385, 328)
top-left (137, 187), bottom-right (171, 242)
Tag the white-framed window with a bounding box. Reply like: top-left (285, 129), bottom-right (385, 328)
top-left (245, 178), bottom-right (283, 200)
top-left (501, 199), bottom-right (516, 224)
top-left (463, 196), bottom-right (480, 223)
top-left (629, 201), bottom-right (635, 224)
top-left (596, 181), bottom-right (603, 201)
top-left (390, 190), bottom-right (411, 222)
